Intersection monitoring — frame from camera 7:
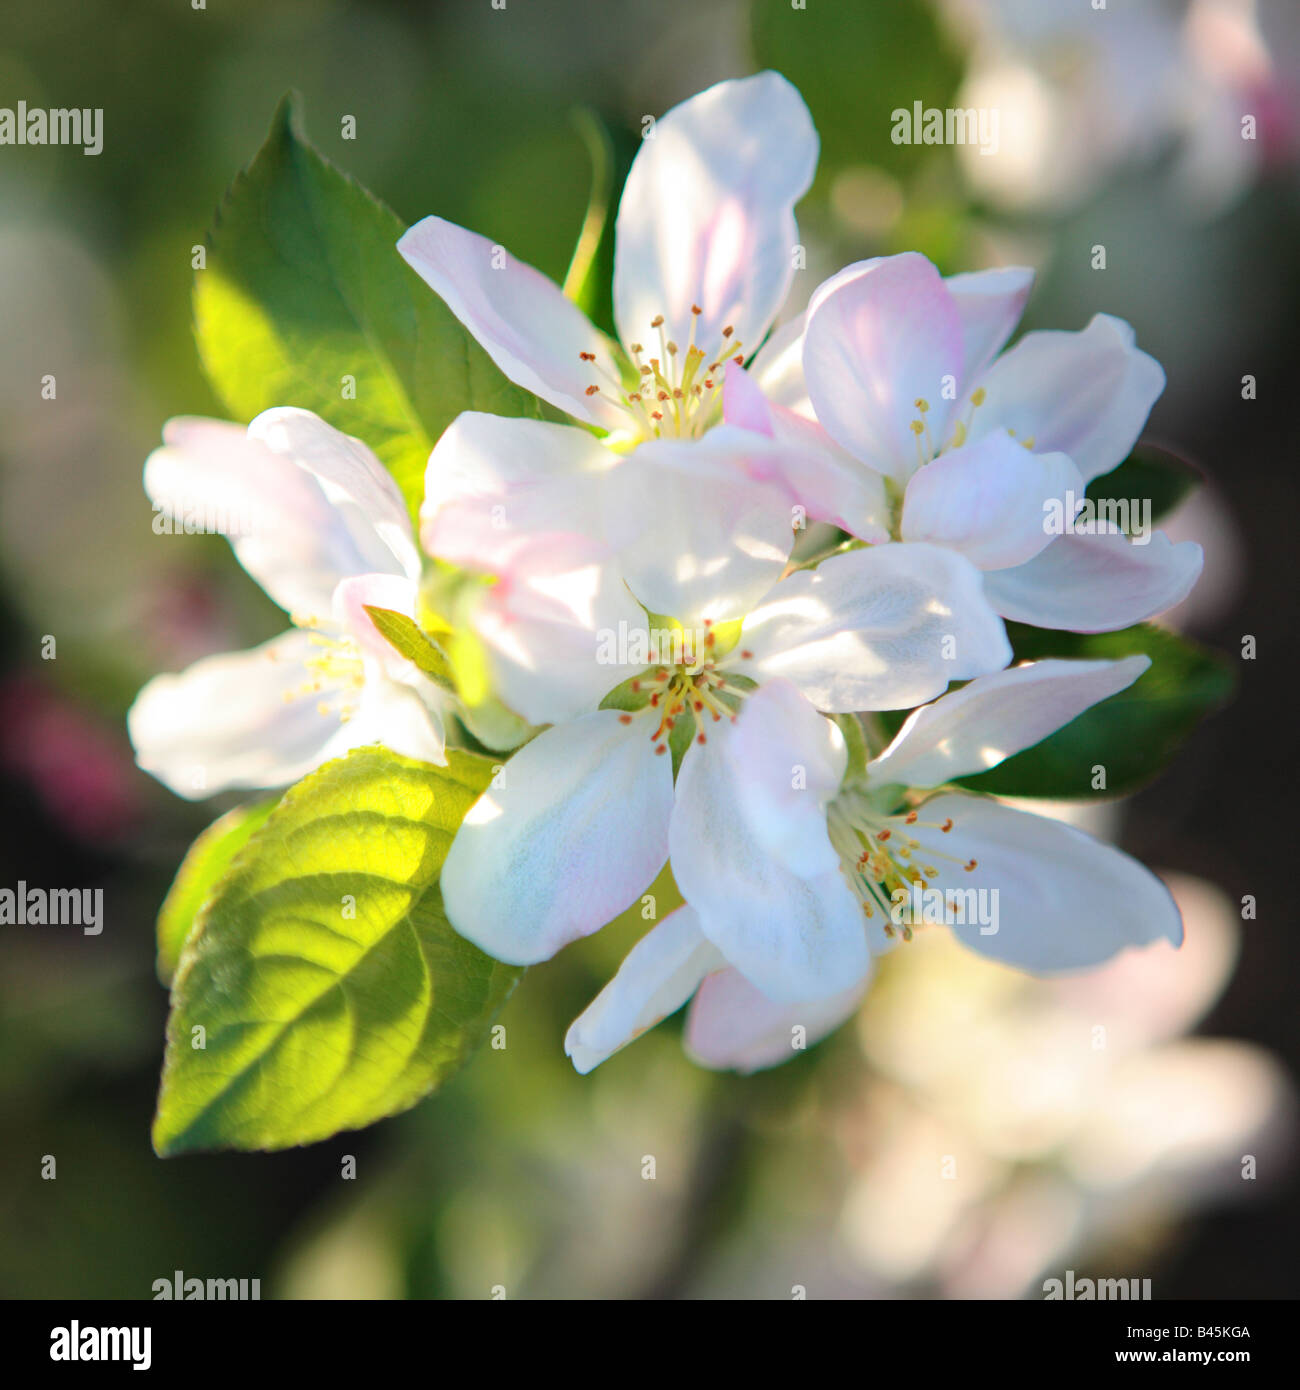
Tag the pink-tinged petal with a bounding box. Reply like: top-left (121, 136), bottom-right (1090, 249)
top-left (802, 253), bottom-right (965, 482)
top-left (670, 721), bottom-right (868, 1003)
top-left (473, 543), bottom-right (649, 726)
top-left (397, 216), bottom-right (626, 430)
top-left (287, 439), bottom-right (412, 580)
top-left (564, 906), bottom-right (725, 1073)
top-left (899, 432), bottom-right (1083, 571)
top-left (919, 793), bottom-right (1183, 972)
top-left (601, 426), bottom-right (795, 625)
top-left (726, 678), bottom-right (846, 878)
top-left (866, 656), bottom-right (1151, 789)
top-left (725, 361), bottom-right (890, 540)
top-left (685, 967), bottom-right (867, 1073)
top-left (127, 629), bottom-right (353, 799)
top-left (420, 412), bottom-right (616, 575)
top-left (145, 417), bottom-right (402, 620)
top-left (248, 408), bottom-right (418, 580)
top-left (944, 265), bottom-right (1035, 384)
top-left (330, 572), bottom-right (449, 761)
top-left (721, 356), bottom-right (775, 437)
top-left (441, 711), bottom-right (673, 965)
top-left (613, 71), bottom-right (817, 361)
top-left (981, 526), bottom-right (1204, 631)
top-left (969, 314), bottom-right (1166, 484)
top-left (748, 310), bottom-right (811, 415)
top-left (331, 572), bottom-right (419, 667)
top-left (738, 543), bottom-right (1011, 712)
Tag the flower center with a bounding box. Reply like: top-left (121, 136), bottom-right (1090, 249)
top-left (279, 621), bottom-right (366, 725)
top-left (827, 784), bottom-right (978, 939)
top-left (906, 388), bottom-right (1035, 471)
top-left (615, 622), bottom-right (755, 754)
top-left (580, 305), bottom-right (746, 442)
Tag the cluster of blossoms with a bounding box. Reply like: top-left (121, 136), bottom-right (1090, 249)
top-left (130, 73), bottom-right (1203, 1074)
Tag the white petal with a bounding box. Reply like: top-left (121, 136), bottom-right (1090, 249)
top-left (802, 253), bottom-right (964, 482)
top-left (440, 711), bottom-right (673, 963)
top-left (613, 71), bottom-right (817, 359)
top-left (669, 721), bottom-right (868, 1003)
top-left (332, 572), bottom-right (421, 672)
top-left (601, 427), bottom-right (795, 625)
top-left (866, 656), bottom-right (1151, 789)
top-left (248, 407), bottom-right (419, 582)
top-left (145, 417), bottom-right (400, 619)
top-left (944, 265), bottom-right (1034, 384)
top-left (726, 678), bottom-right (846, 878)
top-left (343, 667), bottom-right (447, 768)
top-left (420, 412), bottom-right (616, 575)
top-left (739, 543), bottom-right (1011, 712)
top-left (685, 967), bottom-right (867, 1073)
top-left (127, 629), bottom-right (352, 798)
top-left (981, 527), bottom-right (1204, 631)
top-left (724, 361), bottom-right (890, 540)
top-left (331, 575), bottom-right (448, 766)
top-left (919, 793), bottom-right (1183, 972)
top-left (900, 431), bottom-right (1082, 571)
top-left (969, 314), bottom-right (1165, 484)
top-left (397, 216), bottom-right (625, 430)
top-left (564, 906), bottom-right (724, 1073)
top-left (473, 550), bottom-right (649, 726)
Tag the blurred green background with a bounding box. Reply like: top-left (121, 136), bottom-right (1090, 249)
top-left (1, 0), bottom-right (1297, 1298)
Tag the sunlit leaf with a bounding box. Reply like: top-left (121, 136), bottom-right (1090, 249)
top-left (193, 94), bottom-right (547, 519)
top-left (153, 748), bottom-right (519, 1154)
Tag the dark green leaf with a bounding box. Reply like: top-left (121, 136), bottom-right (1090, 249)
top-left (1085, 443), bottom-right (1204, 531)
top-left (953, 623), bottom-right (1235, 798)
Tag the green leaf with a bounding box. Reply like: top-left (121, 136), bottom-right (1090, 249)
top-left (156, 800), bottom-right (278, 985)
top-left (952, 624), bottom-right (1235, 799)
top-left (560, 108), bottom-right (615, 319)
top-left (153, 748), bottom-right (520, 1155)
top-left (362, 605), bottom-right (454, 689)
top-left (1085, 443), bottom-right (1203, 531)
top-left (193, 94), bottom-right (548, 520)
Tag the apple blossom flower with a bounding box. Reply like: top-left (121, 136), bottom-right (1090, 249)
top-left (399, 74), bottom-right (1022, 726)
top-left (432, 411), bottom-right (1012, 1010)
top-left (128, 408), bottom-right (447, 798)
top-left (396, 71), bottom-right (824, 452)
top-left (733, 251), bottom-right (1204, 632)
top-left (566, 655), bottom-right (1182, 1074)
